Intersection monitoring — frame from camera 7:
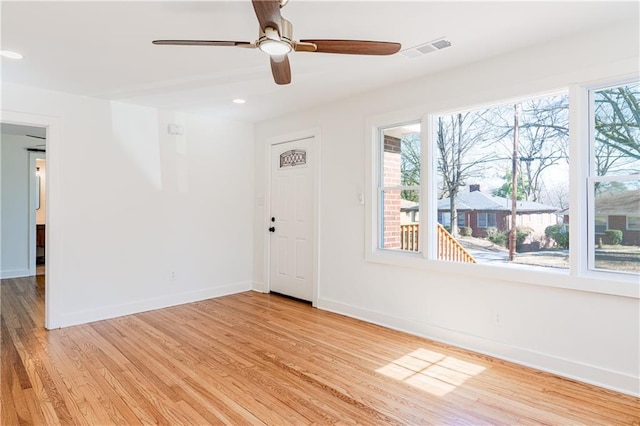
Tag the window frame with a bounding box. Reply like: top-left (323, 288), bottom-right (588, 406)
top-left (585, 79), bottom-right (640, 277)
top-left (375, 120), bottom-right (424, 254)
top-left (477, 212), bottom-right (497, 229)
top-left (364, 83), bottom-right (638, 299)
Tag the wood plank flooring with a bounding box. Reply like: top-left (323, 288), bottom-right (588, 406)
top-left (2, 276), bottom-right (639, 425)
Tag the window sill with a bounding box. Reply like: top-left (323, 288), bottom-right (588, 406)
top-left (365, 249), bottom-right (639, 299)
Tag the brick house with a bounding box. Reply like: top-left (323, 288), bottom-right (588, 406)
top-left (403, 185), bottom-right (559, 240)
top-left (438, 187), bottom-right (559, 238)
top-left (594, 189), bottom-right (640, 245)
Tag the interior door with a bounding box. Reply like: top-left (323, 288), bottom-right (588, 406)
top-left (269, 137), bottom-right (314, 301)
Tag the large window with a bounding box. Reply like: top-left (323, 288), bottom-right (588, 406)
top-left (371, 81), bottom-right (639, 283)
top-left (588, 81), bottom-right (640, 274)
top-left (433, 93), bottom-right (569, 270)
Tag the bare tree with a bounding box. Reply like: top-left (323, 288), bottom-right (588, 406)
top-left (437, 110), bottom-right (497, 236)
top-left (517, 95), bottom-right (569, 202)
top-left (488, 94), bottom-right (569, 203)
top-left (400, 132), bottom-right (421, 202)
top-left (594, 83), bottom-right (640, 176)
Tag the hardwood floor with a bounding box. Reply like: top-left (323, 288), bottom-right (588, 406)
top-left (2, 277), bottom-right (639, 425)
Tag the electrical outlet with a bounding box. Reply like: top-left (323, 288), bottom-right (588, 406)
top-left (169, 271), bottom-right (176, 281)
top-left (494, 312), bottom-right (503, 327)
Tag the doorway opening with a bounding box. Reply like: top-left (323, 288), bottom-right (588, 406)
top-left (1, 120), bottom-right (50, 327)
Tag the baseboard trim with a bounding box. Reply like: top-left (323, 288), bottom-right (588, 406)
top-left (317, 297), bottom-right (639, 397)
top-left (57, 281), bottom-right (252, 328)
top-left (0, 269), bottom-right (31, 279)
top-left (252, 281), bottom-right (266, 293)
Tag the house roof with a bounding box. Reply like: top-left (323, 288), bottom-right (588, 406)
top-left (401, 199), bottom-right (419, 210)
top-left (436, 191), bottom-right (558, 213)
top-left (595, 189), bottom-right (640, 215)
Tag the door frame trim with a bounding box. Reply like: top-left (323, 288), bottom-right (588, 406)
top-left (1, 109), bottom-right (61, 329)
top-left (263, 128), bottom-right (321, 306)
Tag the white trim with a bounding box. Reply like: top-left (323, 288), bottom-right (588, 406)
top-left (58, 281), bottom-right (252, 328)
top-left (424, 113), bottom-right (437, 261)
top-left (263, 128), bottom-right (321, 306)
top-left (569, 84), bottom-right (588, 277)
top-left (365, 111), bottom-right (426, 261)
top-left (0, 110), bottom-right (61, 329)
top-left (365, 248), bottom-right (638, 297)
top-left (0, 269), bottom-right (31, 279)
top-left (585, 76), bottom-right (640, 277)
top-left (317, 297), bottom-right (640, 397)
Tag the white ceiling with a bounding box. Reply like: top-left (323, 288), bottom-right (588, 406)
top-left (1, 1), bottom-right (638, 123)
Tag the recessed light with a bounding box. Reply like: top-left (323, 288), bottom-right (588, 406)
top-left (0, 50), bottom-right (23, 59)
top-left (233, 99), bottom-right (246, 104)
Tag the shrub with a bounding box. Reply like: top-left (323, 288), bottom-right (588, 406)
top-left (459, 226), bottom-right (473, 237)
top-left (487, 228), bottom-right (508, 247)
top-left (605, 229), bottom-right (623, 245)
top-left (516, 227), bottom-right (532, 245)
top-left (545, 224), bottom-right (569, 249)
top-left (485, 227), bottom-right (531, 249)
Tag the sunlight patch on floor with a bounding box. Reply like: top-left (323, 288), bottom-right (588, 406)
top-left (376, 348), bottom-right (486, 396)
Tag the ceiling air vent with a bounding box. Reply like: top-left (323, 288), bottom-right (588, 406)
top-left (401, 38), bottom-right (452, 59)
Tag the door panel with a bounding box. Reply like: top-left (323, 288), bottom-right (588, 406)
top-left (269, 138), bottom-right (314, 301)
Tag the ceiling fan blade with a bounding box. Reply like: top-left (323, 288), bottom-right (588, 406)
top-left (26, 134), bottom-right (46, 140)
top-left (152, 40), bottom-right (254, 48)
top-left (252, 0), bottom-right (282, 35)
top-left (270, 55), bottom-right (291, 85)
top-left (298, 40), bottom-right (401, 55)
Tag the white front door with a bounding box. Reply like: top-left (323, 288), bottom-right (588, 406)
top-left (269, 137), bottom-right (314, 301)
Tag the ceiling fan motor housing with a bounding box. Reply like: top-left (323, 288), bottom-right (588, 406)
top-left (257, 18), bottom-right (293, 55)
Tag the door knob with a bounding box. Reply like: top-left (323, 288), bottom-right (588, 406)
top-left (269, 226), bottom-right (276, 232)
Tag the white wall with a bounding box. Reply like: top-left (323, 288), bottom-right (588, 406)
top-left (253, 22), bottom-right (640, 395)
top-left (0, 134), bottom-right (33, 277)
top-left (2, 83), bottom-right (255, 327)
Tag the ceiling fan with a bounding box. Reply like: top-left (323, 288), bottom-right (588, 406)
top-left (152, 0), bottom-right (401, 85)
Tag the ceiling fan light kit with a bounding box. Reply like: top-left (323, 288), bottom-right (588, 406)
top-left (152, 0), bottom-right (401, 85)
